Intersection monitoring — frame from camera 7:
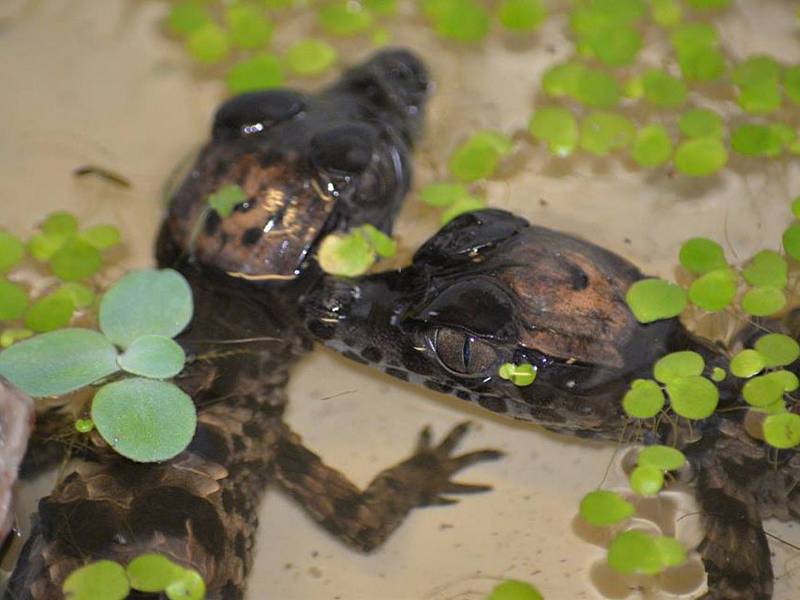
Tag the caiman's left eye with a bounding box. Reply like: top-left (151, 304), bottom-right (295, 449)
top-left (431, 327), bottom-right (498, 377)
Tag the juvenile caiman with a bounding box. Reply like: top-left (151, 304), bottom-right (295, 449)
top-left (5, 50), bottom-right (501, 600)
top-left (305, 208), bottom-right (800, 600)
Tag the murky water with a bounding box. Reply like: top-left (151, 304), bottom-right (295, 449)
top-left (1, 0), bottom-right (799, 598)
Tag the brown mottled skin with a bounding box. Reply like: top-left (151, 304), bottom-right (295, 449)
top-left (306, 209), bottom-right (800, 600)
top-left (5, 50), bottom-right (501, 600)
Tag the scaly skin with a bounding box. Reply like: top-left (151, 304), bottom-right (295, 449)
top-left (6, 50), bottom-right (501, 600)
top-left (305, 209), bottom-right (800, 600)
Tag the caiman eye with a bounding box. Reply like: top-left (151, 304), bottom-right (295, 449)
top-left (431, 327), bottom-right (499, 377)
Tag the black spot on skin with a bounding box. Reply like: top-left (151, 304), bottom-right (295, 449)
top-left (333, 495), bottom-right (361, 520)
top-left (187, 424), bottom-right (230, 465)
top-left (456, 390), bottom-right (471, 401)
top-left (243, 421), bottom-right (262, 438)
top-left (424, 380), bottom-right (453, 394)
top-left (566, 262), bottom-right (589, 291)
top-left (384, 367), bottom-right (408, 381)
top-left (221, 581), bottom-right (241, 600)
top-left (274, 438), bottom-right (315, 485)
top-left (307, 320), bottom-right (337, 340)
top-left (342, 350), bottom-right (369, 365)
top-left (241, 227), bottom-right (262, 246)
top-left (38, 498), bottom-right (124, 557)
top-left (478, 396), bottom-right (508, 413)
top-left (204, 210), bottom-right (221, 235)
top-left (361, 346), bottom-right (382, 363)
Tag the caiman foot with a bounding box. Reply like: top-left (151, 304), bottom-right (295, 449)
top-left (273, 421), bottom-right (503, 551)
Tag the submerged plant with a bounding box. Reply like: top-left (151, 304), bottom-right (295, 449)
top-left (0, 268), bottom-right (197, 463)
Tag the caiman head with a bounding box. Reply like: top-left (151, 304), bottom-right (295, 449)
top-left (306, 209), bottom-right (688, 437)
top-left (156, 49), bottom-right (429, 284)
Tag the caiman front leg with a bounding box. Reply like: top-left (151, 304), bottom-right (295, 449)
top-left (686, 420), bottom-right (774, 600)
top-left (272, 421), bottom-right (503, 551)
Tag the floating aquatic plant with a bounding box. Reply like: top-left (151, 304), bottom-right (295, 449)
top-left (484, 579), bottom-right (543, 600)
top-left (318, 224), bottom-right (396, 277)
top-left (0, 269), bottom-right (196, 463)
top-left (498, 362), bottom-right (537, 386)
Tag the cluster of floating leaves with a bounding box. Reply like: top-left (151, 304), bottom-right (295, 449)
top-left (0, 269), bottom-right (197, 463)
top-left (626, 197), bottom-right (800, 323)
top-left (526, 0), bottom-right (800, 176)
top-left (63, 553), bottom-right (204, 600)
top-left (579, 444), bottom-right (688, 576)
top-left (317, 223), bottom-right (397, 276)
top-left (0, 212), bottom-right (120, 346)
top-left (498, 361), bottom-right (537, 386)
top-left (165, 0), bottom-right (551, 92)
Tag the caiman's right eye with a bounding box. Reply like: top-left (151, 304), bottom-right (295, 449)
top-left (430, 327), bottom-right (499, 377)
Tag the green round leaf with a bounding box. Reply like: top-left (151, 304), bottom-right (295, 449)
top-left (731, 124), bottom-right (782, 157)
top-left (427, 0), bottom-right (490, 42)
top-left (575, 69), bottom-right (621, 108)
top-left (42, 212), bottom-right (78, 236)
top-left (498, 0), bottom-right (546, 31)
top-left (742, 373), bottom-right (784, 408)
top-left (763, 369), bottom-right (799, 393)
top-left (791, 197), bottom-right (800, 219)
top-left (285, 39), bottom-right (337, 76)
top-left (730, 349), bottom-right (765, 378)
top-left (225, 4), bottom-right (273, 49)
top-left (736, 80), bottom-right (782, 114)
top-left (0, 232), bottom-right (24, 273)
top-left (762, 412), bottom-right (800, 449)
top-left (485, 580), bottom-right (543, 600)
top-left (688, 268), bottom-right (737, 312)
top-left (74, 418), bottom-right (94, 433)
top-left (226, 54), bottom-right (284, 94)
top-left (319, 1), bottom-right (373, 36)
top-left (622, 379), bottom-right (665, 418)
top-left (732, 55), bottom-right (780, 87)
top-left (686, 0), bottom-right (730, 8)
top-left (678, 109), bottom-right (724, 139)
top-left (318, 231), bottom-right (375, 277)
top-left (208, 184), bottom-right (247, 218)
top-left (637, 445), bottom-right (686, 471)
top-left (629, 465), bottom-right (664, 496)
top-left (441, 196), bottom-right (485, 224)
top-left (0, 280), bottom-right (28, 321)
top-left (653, 351), bottom-right (704, 383)
top-left (711, 366), bottom-right (726, 382)
top-left (99, 269), bottom-right (193, 349)
top-left (607, 530), bottom-right (663, 575)
top-left (359, 224), bottom-right (396, 259)
top-left (671, 23), bottom-right (718, 54)
top-left (677, 47), bottom-right (725, 82)
top-left (63, 560), bottom-right (129, 600)
top-left (541, 61), bottom-right (584, 98)
top-left (642, 69), bottom-right (687, 108)
top-left (28, 232), bottom-right (66, 262)
top-left (24, 293), bottom-right (74, 332)
top-left (127, 554), bottom-right (184, 593)
top-left (54, 282), bottom-right (95, 309)
top-left (652, 536), bottom-right (687, 568)
top-left (740, 286), bottom-right (785, 317)
top-left (419, 183), bottom-right (468, 207)
top-left (165, 569), bottom-right (206, 600)
top-left (589, 26), bottom-right (642, 68)
top-left (782, 223), bottom-right (800, 260)
top-left (742, 250), bottom-right (787, 288)
top-left (649, 0), bottom-right (681, 28)
top-left (186, 23), bottom-right (229, 64)
top-left (528, 107), bottom-right (579, 157)
top-left (448, 132), bottom-right (511, 181)
top-left (0, 328), bottom-right (119, 397)
top-left (630, 124), bottom-right (672, 167)
top-left (679, 237), bottom-right (727, 274)
top-left (118, 335), bottom-right (186, 379)
top-left (166, 1), bottom-right (212, 36)
top-left (79, 225), bottom-right (122, 250)
top-left (580, 111), bottom-right (635, 156)
top-left (754, 333), bottom-right (800, 368)
top-left (579, 490), bottom-right (634, 526)
top-left (625, 278), bottom-right (687, 323)
top-left (674, 138), bottom-right (727, 176)
top-left (666, 375), bottom-right (718, 420)
top-left (50, 239), bottom-right (103, 281)
top-left (91, 378), bottom-right (197, 463)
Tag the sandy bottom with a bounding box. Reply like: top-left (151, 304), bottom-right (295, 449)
top-left (1, 0), bottom-right (799, 598)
